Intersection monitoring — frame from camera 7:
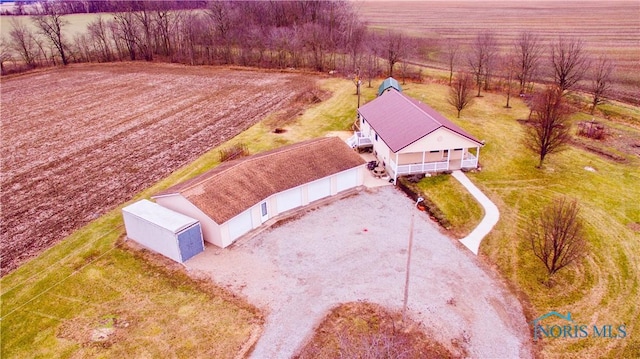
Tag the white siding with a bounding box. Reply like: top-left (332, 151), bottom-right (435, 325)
top-left (227, 209), bottom-right (253, 241)
top-left (122, 200), bottom-right (201, 263)
top-left (308, 177), bottom-right (332, 202)
top-left (276, 186), bottom-right (303, 213)
top-left (155, 194), bottom-right (224, 247)
top-left (336, 168), bottom-right (358, 192)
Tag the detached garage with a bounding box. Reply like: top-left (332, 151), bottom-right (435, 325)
top-left (122, 199), bottom-right (204, 263)
top-left (153, 137), bottom-right (366, 248)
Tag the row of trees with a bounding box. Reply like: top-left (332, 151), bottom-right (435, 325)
top-left (447, 31), bottom-right (615, 112)
top-left (445, 31), bottom-right (615, 168)
top-left (1, 0), bottom-right (377, 74)
top-left (1, 1), bottom-right (616, 108)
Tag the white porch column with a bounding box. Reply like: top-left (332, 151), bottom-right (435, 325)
top-left (476, 146), bottom-right (480, 167)
top-left (394, 152), bottom-right (399, 185)
top-left (422, 151), bottom-right (426, 172)
top-left (460, 149), bottom-right (464, 168)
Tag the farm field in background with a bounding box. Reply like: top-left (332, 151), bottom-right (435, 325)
top-left (0, 63), bottom-right (318, 276)
top-left (357, 0), bottom-right (640, 104)
top-left (1, 63), bottom-right (639, 357)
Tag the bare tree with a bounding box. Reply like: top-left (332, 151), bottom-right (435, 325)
top-left (131, 1), bottom-right (154, 61)
top-left (87, 15), bottom-right (113, 62)
top-left (0, 37), bottom-right (13, 74)
top-left (550, 36), bottom-right (590, 94)
top-left (8, 18), bottom-right (39, 68)
top-left (467, 31), bottom-right (498, 97)
top-left (398, 38), bottom-right (416, 84)
top-left (448, 73), bottom-right (474, 118)
top-left (344, 16), bottom-right (367, 71)
top-left (112, 10), bottom-right (139, 61)
top-left (206, 0), bottom-right (234, 64)
top-left (528, 197), bottom-right (586, 276)
top-left (514, 31), bottom-right (542, 94)
top-left (363, 35), bottom-right (381, 88)
top-left (32, 0), bottom-right (69, 65)
top-left (589, 56), bottom-right (615, 114)
top-left (525, 86), bottom-right (573, 167)
top-left (384, 30), bottom-right (403, 77)
top-left (501, 54), bottom-right (518, 108)
top-left (443, 37), bottom-right (460, 86)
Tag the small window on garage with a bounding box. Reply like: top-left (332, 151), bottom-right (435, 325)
top-left (261, 202), bottom-right (267, 216)
top-left (454, 148), bottom-right (463, 151)
top-left (375, 133), bottom-right (379, 141)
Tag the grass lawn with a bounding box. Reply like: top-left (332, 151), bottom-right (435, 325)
top-left (413, 174), bottom-right (484, 238)
top-left (402, 79), bottom-right (640, 358)
top-left (0, 209), bottom-right (262, 358)
top-left (2, 70), bottom-right (638, 358)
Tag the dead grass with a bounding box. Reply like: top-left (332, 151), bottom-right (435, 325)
top-left (295, 302), bottom-right (454, 359)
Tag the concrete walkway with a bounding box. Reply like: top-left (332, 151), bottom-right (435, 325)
top-left (451, 170), bottom-right (500, 255)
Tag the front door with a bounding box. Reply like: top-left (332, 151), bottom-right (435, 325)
top-left (260, 201), bottom-right (268, 223)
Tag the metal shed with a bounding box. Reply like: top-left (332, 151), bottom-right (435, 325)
top-left (122, 199), bottom-right (204, 263)
top-left (377, 77), bottom-right (402, 96)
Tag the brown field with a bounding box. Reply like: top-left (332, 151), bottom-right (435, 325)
top-left (357, 0), bottom-right (640, 104)
top-left (0, 63), bottom-right (317, 276)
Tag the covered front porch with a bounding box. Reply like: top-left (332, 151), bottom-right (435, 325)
top-left (388, 147), bottom-right (480, 183)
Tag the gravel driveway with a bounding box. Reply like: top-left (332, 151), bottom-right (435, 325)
top-left (187, 186), bottom-right (532, 358)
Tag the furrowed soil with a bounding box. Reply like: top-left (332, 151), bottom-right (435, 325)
top-left (358, 1), bottom-right (640, 105)
top-left (0, 63), bottom-right (317, 276)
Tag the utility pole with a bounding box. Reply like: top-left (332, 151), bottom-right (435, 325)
top-left (402, 197), bottom-right (423, 324)
top-left (353, 67), bottom-right (362, 108)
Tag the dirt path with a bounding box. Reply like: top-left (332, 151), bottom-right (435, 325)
top-left (187, 187), bottom-right (532, 358)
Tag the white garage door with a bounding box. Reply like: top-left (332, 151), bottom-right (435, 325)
top-left (336, 169), bottom-right (358, 192)
top-left (276, 187), bottom-right (303, 213)
top-left (307, 177), bottom-right (331, 203)
top-left (227, 210), bottom-right (253, 241)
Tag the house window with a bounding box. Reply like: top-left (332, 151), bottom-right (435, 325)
top-left (375, 133), bottom-right (378, 141)
top-left (442, 150), bottom-right (449, 158)
top-left (261, 202), bottom-right (268, 216)
top-left (430, 150), bottom-right (440, 153)
top-left (454, 148), bottom-right (463, 151)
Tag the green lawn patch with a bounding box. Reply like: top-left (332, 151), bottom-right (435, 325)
top-left (398, 174), bottom-right (483, 238)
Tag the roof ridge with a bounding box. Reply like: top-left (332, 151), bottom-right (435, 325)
top-left (172, 137), bottom-right (335, 194)
top-left (396, 91), bottom-right (443, 127)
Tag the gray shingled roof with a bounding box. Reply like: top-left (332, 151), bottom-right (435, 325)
top-left (153, 137), bottom-right (365, 224)
top-left (358, 89), bottom-right (482, 152)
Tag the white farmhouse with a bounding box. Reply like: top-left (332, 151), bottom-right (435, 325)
top-left (348, 80), bottom-right (483, 184)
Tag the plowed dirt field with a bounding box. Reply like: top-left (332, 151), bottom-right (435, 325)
top-left (0, 63), bottom-right (317, 276)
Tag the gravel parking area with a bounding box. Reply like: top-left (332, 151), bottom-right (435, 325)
top-left (187, 186), bottom-right (532, 358)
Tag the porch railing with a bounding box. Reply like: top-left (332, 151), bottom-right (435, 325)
top-left (346, 131), bottom-right (373, 148)
top-left (461, 153), bottom-right (478, 168)
top-left (390, 158), bottom-right (449, 176)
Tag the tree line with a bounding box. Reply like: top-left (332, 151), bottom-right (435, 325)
top-left (1, 0), bottom-right (616, 114)
top-left (1, 0), bottom-right (372, 74)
